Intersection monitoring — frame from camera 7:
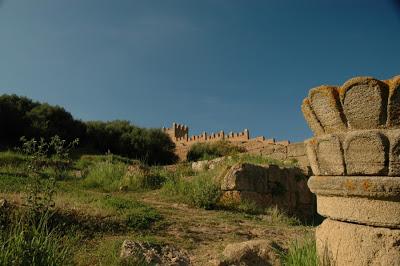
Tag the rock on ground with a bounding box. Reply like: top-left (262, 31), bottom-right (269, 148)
top-left (120, 240), bottom-right (191, 266)
top-left (216, 239), bottom-right (282, 266)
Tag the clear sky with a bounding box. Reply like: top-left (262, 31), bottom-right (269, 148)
top-left (0, 0), bottom-right (399, 142)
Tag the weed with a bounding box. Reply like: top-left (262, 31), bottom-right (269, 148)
top-left (281, 236), bottom-right (318, 266)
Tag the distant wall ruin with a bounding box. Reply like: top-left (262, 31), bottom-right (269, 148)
top-left (162, 122), bottom-right (310, 171)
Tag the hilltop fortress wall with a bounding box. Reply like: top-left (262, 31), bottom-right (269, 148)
top-left (162, 122), bottom-right (309, 170)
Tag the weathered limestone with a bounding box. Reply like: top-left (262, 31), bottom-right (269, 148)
top-left (309, 86), bottom-right (347, 133)
top-left (388, 76), bottom-right (400, 127)
top-left (301, 99), bottom-right (325, 136)
top-left (317, 219), bottom-right (400, 266)
top-left (302, 75), bottom-right (400, 265)
top-left (344, 131), bottom-right (389, 175)
top-left (340, 77), bottom-right (389, 130)
top-left (220, 163), bottom-right (314, 220)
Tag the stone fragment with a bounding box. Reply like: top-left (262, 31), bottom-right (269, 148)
top-left (344, 131), bottom-right (389, 175)
top-left (301, 99), bottom-right (325, 136)
top-left (316, 219), bottom-right (400, 266)
top-left (387, 76), bottom-right (400, 127)
top-left (191, 160), bottom-right (209, 172)
top-left (221, 163), bottom-right (268, 192)
top-left (286, 143), bottom-right (306, 157)
top-left (315, 134), bottom-right (345, 175)
top-left (304, 138), bottom-right (320, 176)
top-left (309, 86), bottom-right (347, 133)
top-left (120, 240), bottom-right (190, 266)
top-left (221, 239), bottom-right (282, 266)
top-left (389, 130), bottom-right (400, 176)
top-left (340, 77), bottom-right (389, 129)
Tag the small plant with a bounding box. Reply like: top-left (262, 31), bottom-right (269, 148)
top-left (281, 236), bottom-right (318, 266)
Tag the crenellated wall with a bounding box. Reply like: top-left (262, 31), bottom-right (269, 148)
top-left (162, 122), bottom-right (309, 169)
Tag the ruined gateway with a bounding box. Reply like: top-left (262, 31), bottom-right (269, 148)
top-left (302, 75), bottom-right (400, 265)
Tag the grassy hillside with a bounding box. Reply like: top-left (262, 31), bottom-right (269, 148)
top-left (0, 141), bottom-right (317, 265)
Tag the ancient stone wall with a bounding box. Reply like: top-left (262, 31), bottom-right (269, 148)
top-left (162, 122), bottom-right (308, 166)
top-left (220, 163), bottom-right (315, 220)
top-left (303, 75), bottom-right (400, 265)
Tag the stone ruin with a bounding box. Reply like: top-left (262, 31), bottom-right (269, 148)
top-left (302, 75), bottom-right (400, 265)
top-left (162, 123), bottom-right (310, 170)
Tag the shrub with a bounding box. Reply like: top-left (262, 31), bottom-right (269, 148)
top-left (187, 140), bottom-right (244, 162)
top-left (122, 167), bottom-right (165, 191)
top-left (162, 174), bottom-right (221, 209)
top-left (82, 161), bottom-right (127, 192)
top-left (85, 121), bottom-right (178, 165)
top-left (0, 94), bottom-right (178, 166)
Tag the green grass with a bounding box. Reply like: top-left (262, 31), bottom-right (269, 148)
top-left (281, 236), bottom-right (318, 266)
top-left (162, 172), bottom-right (221, 210)
top-left (82, 161), bottom-right (128, 192)
top-left (100, 196), bottom-right (162, 230)
top-left (0, 210), bottom-right (74, 266)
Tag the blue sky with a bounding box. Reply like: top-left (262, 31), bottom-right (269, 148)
top-left (0, 0), bottom-right (399, 142)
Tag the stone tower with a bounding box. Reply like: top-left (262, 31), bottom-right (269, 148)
top-left (302, 76), bottom-right (400, 265)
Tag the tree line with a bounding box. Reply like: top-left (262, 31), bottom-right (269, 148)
top-left (0, 94), bottom-right (177, 165)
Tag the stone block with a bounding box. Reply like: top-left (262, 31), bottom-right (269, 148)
top-left (389, 130), bottom-right (400, 176)
top-left (305, 138), bottom-right (320, 176)
top-left (309, 85), bottom-right (347, 133)
top-left (308, 175), bottom-right (400, 228)
top-left (316, 219), bottom-right (400, 266)
top-left (287, 142), bottom-right (306, 157)
top-left (344, 131), bottom-right (389, 175)
top-left (340, 77), bottom-right (389, 129)
top-left (315, 134), bottom-right (345, 175)
top-left (301, 98), bottom-right (325, 136)
top-left (221, 163), bottom-right (267, 192)
top-left (388, 76), bottom-right (400, 127)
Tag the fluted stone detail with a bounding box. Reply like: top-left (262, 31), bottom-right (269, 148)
top-left (302, 75), bottom-right (400, 266)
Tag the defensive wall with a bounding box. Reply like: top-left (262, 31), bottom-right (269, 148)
top-left (162, 122), bottom-right (310, 171)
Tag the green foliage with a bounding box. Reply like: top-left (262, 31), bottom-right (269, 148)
top-left (85, 120), bottom-right (178, 165)
top-left (162, 174), bottom-right (221, 209)
top-left (0, 94), bottom-right (177, 165)
top-left (281, 236), bottom-right (318, 266)
top-left (187, 140), bottom-right (245, 162)
top-left (101, 196), bottom-right (162, 230)
top-left (82, 161), bottom-right (127, 192)
top-left (27, 103), bottom-right (86, 142)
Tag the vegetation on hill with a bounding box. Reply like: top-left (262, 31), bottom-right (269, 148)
top-left (0, 94), bottom-right (177, 165)
top-left (186, 140), bottom-right (245, 161)
top-left (0, 135), bottom-right (316, 265)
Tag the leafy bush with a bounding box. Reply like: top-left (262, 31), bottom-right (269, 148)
top-left (85, 121), bottom-right (178, 165)
top-left (82, 161), bottom-right (127, 192)
top-left (0, 94), bottom-right (178, 165)
top-left (162, 174), bottom-right (221, 209)
top-left (187, 140), bottom-right (244, 162)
